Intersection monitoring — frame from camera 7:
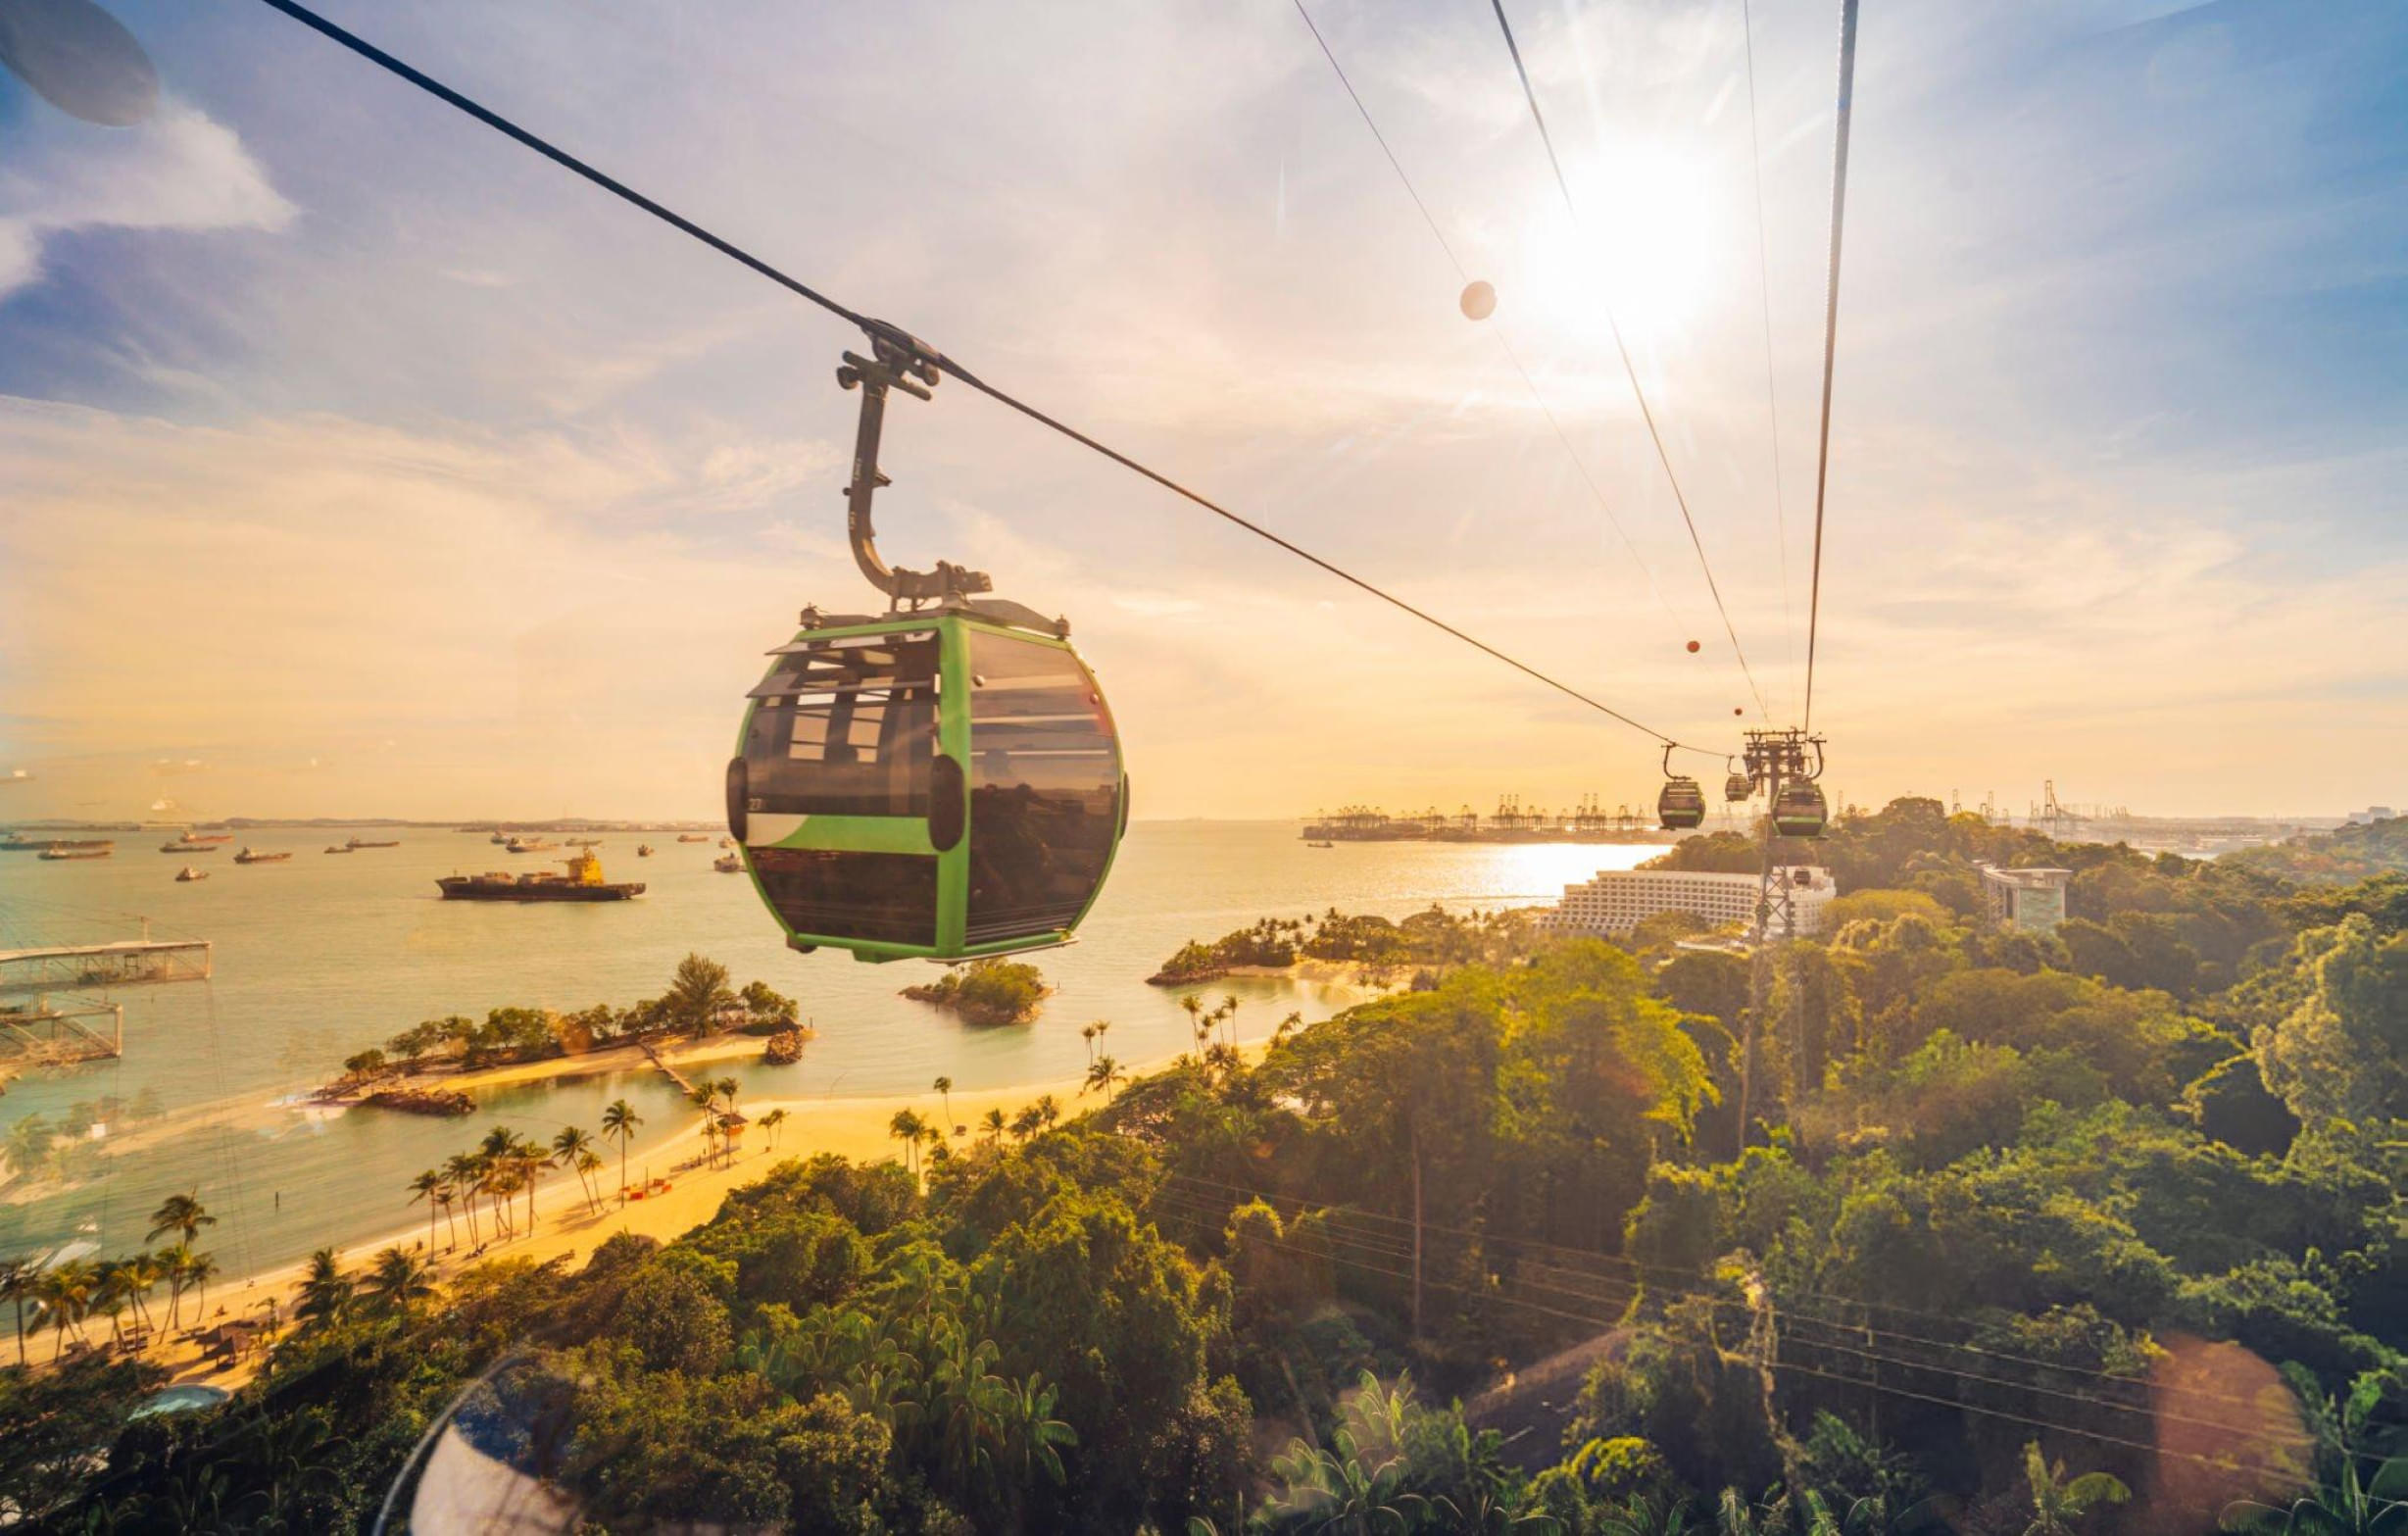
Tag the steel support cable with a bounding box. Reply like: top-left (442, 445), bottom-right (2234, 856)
top-left (1287, 0), bottom-right (1695, 653)
top-left (255, 0), bottom-right (1713, 757)
top-left (1802, 0), bottom-right (1859, 731)
top-left (1486, 0), bottom-right (1770, 721)
top-left (1147, 1186), bottom-right (2302, 1452)
top-left (1143, 1192), bottom-right (2298, 1479)
top-left (1738, 0), bottom-right (1798, 705)
top-left (1155, 1171), bottom-right (2289, 1418)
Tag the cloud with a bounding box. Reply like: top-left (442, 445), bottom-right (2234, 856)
top-left (0, 100), bottom-right (293, 299)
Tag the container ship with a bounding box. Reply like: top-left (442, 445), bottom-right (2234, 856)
top-left (2, 834), bottom-right (113, 853)
top-left (438, 850), bottom-right (644, 902)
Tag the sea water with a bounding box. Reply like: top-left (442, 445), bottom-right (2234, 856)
top-left (0, 822), bottom-right (1664, 1275)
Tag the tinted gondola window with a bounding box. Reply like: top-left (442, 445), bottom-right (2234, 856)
top-left (965, 632), bottom-right (1119, 944)
top-left (752, 847), bottom-right (937, 947)
top-left (745, 632), bottom-right (938, 818)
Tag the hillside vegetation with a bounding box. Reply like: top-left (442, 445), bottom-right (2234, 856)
top-left (15, 797), bottom-right (2407, 1534)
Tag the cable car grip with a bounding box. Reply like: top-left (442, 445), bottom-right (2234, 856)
top-left (837, 320), bottom-right (992, 609)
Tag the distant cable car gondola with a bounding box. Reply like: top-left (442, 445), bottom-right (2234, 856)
top-left (728, 324), bottom-right (1127, 963)
top-left (1772, 780), bottom-right (1829, 839)
top-left (1656, 748), bottom-right (1706, 831)
top-left (1723, 767), bottom-right (1753, 802)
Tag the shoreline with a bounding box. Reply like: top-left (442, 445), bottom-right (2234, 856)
top-left (313, 1026), bottom-right (796, 1106)
top-left (39, 1043), bottom-right (1248, 1392)
top-left (1147, 958), bottom-right (1406, 994)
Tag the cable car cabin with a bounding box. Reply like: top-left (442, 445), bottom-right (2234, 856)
top-left (726, 613), bottom-right (1126, 963)
top-left (1772, 781), bottom-right (1829, 839)
top-left (1723, 771), bottom-right (1753, 802)
top-left (1657, 776), bottom-right (1707, 830)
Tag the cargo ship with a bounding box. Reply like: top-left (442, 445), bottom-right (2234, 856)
top-left (39, 845), bottom-right (112, 861)
top-left (505, 836), bottom-right (557, 854)
top-left (161, 837), bottom-right (218, 853)
top-left (345, 836), bottom-right (400, 849)
top-left (3, 834), bottom-right (112, 853)
top-left (438, 849), bottom-right (644, 903)
top-left (234, 847), bottom-right (291, 864)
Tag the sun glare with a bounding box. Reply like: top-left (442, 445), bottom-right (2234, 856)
top-left (1518, 140), bottom-right (1723, 347)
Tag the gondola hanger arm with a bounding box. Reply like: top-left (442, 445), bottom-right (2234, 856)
top-left (838, 322), bottom-right (992, 608)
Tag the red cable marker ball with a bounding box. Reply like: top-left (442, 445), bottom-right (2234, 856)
top-left (1459, 280), bottom-right (1497, 322)
top-left (1734, 707), bottom-right (1744, 716)
top-left (1686, 640), bottom-right (1700, 653)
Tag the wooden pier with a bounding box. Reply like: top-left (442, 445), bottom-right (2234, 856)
top-left (0, 938), bottom-right (214, 995)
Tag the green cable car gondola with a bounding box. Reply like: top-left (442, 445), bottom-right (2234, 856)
top-left (1772, 780), bottom-right (1829, 839)
top-left (728, 324), bottom-right (1127, 963)
top-left (1657, 747), bottom-right (1707, 830)
top-left (1723, 765), bottom-right (1754, 802)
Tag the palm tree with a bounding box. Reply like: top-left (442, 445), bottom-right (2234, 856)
top-left (1083, 1055), bottom-right (1125, 1102)
top-left (155, 1241), bottom-right (194, 1329)
top-left (511, 1132), bottom-right (547, 1231)
top-left (363, 1247), bottom-right (435, 1311)
top-left (0, 1259), bottom-right (30, 1364)
top-left (93, 1261), bottom-right (132, 1349)
top-left (38, 1261), bottom-right (95, 1353)
top-left (934, 1075), bottom-right (955, 1133)
top-left (1034, 1094), bottom-right (1060, 1130)
top-left (1179, 994), bottom-right (1204, 1053)
top-left (1275, 1010), bottom-right (1303, 1045)
top-left (147, 1191), bottom-right (215, 1247)
top-left (601, 1099), bottom-right (642, 1203)
top-left (121, 1251), bottom-right (163, 1339)
top-left (2019, 1442), bottom-right (2129, 1536)
top-left (574, 1147), bottom-right (606, 1209)
top-left (551, 1126), bottom-right (597, 1208)
top-left (1218, 994), bottom-right (1241, 1047)
top-left (1081, 1023), bottom-right (1099, 1065)
top-left (182, 1250), bottom-right (220, 1327)
top-left (759, 1107), bottom-right (789, 1149)
top-left (443, 1153), bottom-right (484, 1244)
top-left (407, 1168), bottom-right (444, 1251)
top-left (980, 1107), bottom-right (1007, 1148)
top-left (889, 1109), bottom-right (927, 1173)
top-left (1010, 1104), bottom-right (1046, 1142)
top-left (294, 1249), bottom-right (352, 1328)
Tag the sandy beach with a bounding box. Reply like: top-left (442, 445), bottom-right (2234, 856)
top-left (41, 1047), bottom-right (1224, 1392)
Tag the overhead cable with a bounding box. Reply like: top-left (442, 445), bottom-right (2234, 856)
top-left (1486, 0), bottom-right (1770, 720)
top-left (1288, 0), bottom-right (1733, 718)
top-left (1738, 0), bottom-right (1798, 706)
top-left (256, 0), bottom-right (1708, 754)
top-left (1803, 0), bottom-right (1860, 731)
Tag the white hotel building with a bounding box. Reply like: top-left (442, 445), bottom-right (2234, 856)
top-left (1547, 866), bottom-right (1837, 939)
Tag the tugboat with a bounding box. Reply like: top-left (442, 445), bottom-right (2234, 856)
top-left (490, 830), bottom-right (511, 844)
top-left (233, 847), bottom-right (291, 864)
top-left (437, 849), bottom-right (645, 902)
top-left (636, 844), bottom-right (655, 857)
top-left (175, 866), bottom-right (209, 882)
top-left (713, 852), bottom-right (744, 873)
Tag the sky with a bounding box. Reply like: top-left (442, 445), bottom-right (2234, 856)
top-left (0, 0), bottom-right (2403, 822)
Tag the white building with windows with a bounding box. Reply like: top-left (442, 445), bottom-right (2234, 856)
top-left (1547, 866), bottom-right (1836, 939)
top-left (1976, 863), bottom-right (2071, 932)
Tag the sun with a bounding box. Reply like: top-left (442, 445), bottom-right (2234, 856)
top-left (1515, 139), bottom-right (1724, 348)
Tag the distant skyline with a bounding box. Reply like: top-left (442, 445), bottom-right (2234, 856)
top-left (4, 0), bottom-right (2404, 821)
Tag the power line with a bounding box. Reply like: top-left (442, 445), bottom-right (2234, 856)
top-left (1803, 0), bottom-right (1860, 732)
top-left (1145, 1188), bottom-right (2298, 1480)
top-left (1286, 0), bottom-right (1726, 720)
top-left (1737, 0), bottom-right (1798, 709)
top-left (1485, 0), bottom-right (1770, 721)
top-left (1156, 1169), bottom-right (2293, 1419)
top-left (255, 0), bottom-right (1716, 756)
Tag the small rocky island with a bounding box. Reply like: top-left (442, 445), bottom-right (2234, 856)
top-left (900, 958), bottom-right (1051, 1026)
